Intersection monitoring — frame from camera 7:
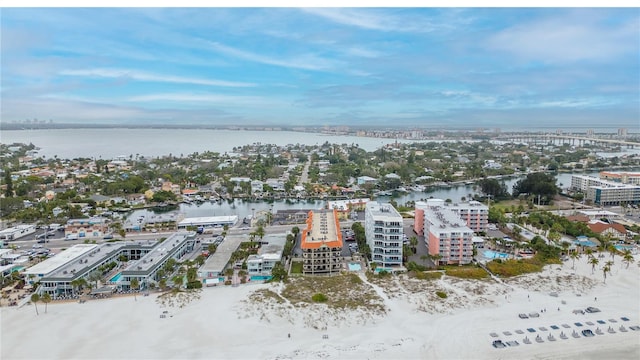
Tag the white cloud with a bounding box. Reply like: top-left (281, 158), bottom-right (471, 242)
top-left (127, 92), bottom-right (290, 107)
top-left (487, 15), bottom-right (638, 63)
top-left (301, 8), bottom-right (443, 33)
top-left (207, 42), bottom-right (338, 71)
top-left (59, 68), bottom-right (255, 87)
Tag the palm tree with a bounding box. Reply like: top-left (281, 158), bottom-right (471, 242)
top-left (172, 275), bottom-right (183, 289)
top-left (31, 293), bottom-right (40, 315)
top-left (255, 225), bottom-right (266, 242)
top-left (158, 278), bottom-right (167, 290)
top-left (607, 243), bottom-right (618, 263)
top-left (585, 248), bottom-right (594, 259)
top-left (130, 278), bottom-right (139, 301)
top-left (622, 250), bottom-right (634, 269)
top-left (88, 270), bottom-right (102, 289)
top-left (225, 268), bottom-right (234, 281)
top-left (589, 257), bottom-right (599, 274)
top-left (41, 293), bottom-right (51, 313)
top-left (570, 251), bottom-right (581, 270)
top-left (602, 264), bottom-right (611, 283)
top-left (410, 236), bottom-right (418, 253)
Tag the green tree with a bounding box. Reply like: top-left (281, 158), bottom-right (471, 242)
top-left (622, 250), bottom-right (634, 269)
top-left (271, 261), bottom-right (287, 282)
top-left (41, 293), bottom-right (51, 313)
top-left (570, 251), bottom-right (580, 270)
top-left (30, 293), bottom-right (40, 315)
top-left (3, 170), bottom-right (13, 198)
top-left (207, 243), bottom-right (217, 254)
top-left (255, 225), bottom-right (265, 241)
top-left (589, 257), bottom-right (599, 274)
top-left (512, 172), bottom-right (558, 203)
top-left (130, 278), bottom-right (139, 301)
top-left (172, 275), bottom-right (184, 289)
top-left (602, 263), bottom-right (611, 283)
top-left (88, 270), bottom-right (102, 288)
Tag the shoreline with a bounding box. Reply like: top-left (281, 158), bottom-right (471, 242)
top-left (2, 254), bottom-right (638, 359)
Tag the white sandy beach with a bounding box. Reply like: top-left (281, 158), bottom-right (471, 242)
top-left (2, 254), bottom-right (639, 360)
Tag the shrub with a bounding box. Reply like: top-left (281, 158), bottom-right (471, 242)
top-left (406, 261), bottom-right (427, 272)
top-left (444, 266), bottom-right (489, 279)
top-left (224, 280), bottom-right (232, 286)
top-left (411, 271), bottom-right (443, 280)
top-left (186, 280), bottom-right (202, 289)
top-left (436, 291), bottom-right (447, 299)
top-left (486, 259), bottom-right (542, 277)
top-left (312, 293), bottom-right (328, 302)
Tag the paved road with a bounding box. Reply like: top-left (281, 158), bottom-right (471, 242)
top-left (298, 161), bottom-right (310, 186)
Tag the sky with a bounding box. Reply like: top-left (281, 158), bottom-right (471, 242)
top-left (1, 7), bottom-right (639, 129)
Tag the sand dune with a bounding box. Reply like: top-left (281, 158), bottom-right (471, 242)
top-left (2, 254), bottom-right (639, 359)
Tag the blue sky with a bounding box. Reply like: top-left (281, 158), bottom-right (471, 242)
top-left (1, 8), bottom-right (639, 128)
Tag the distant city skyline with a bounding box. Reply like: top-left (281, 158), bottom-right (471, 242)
top-left (1, 8), bottom-right (639, 128)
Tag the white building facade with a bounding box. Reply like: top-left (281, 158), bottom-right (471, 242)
top-left (365, 202), bottom-right (403, 269)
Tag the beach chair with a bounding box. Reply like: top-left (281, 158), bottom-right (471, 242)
top-left (619, 326), bottom-right (627, 332)
top-left (595, 328), bottom-right (604, 335)
top-left (547, 334), bottom-right (556, 341)
top-left (535, 335), bottom-right (544, 343)
top-left (559, 332), bottom-right (568, 340)
top-left (607, 327), bottom-right (616, 334)
top-left (572, 330), bottom-right (580, 338)
top-left (523, 337), bottom-right (531, 344)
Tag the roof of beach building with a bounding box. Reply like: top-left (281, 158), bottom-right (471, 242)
top-left (301, 209), bottom-right (343, 250)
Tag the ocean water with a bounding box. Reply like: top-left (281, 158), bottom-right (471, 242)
top-left (2, 128), bottom-right (424, 159)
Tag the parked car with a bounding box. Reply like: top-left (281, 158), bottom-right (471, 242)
top-left (103, 234), bottom-right (114, 240)
top-left (573, 309), bottom-right (585, 315)
top-left (529, 312), bottom-right (540, 318)
top-left (518, 313), bottom-right (529, 319)
top-left (585, 307), bottom-right (601, 313)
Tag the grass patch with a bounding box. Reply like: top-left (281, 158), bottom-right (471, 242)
top-left (312, 293), bottom-right (328, 302)
top-left (250, 289), bottom-right (285, 304)
top-left (436, 291), bottom-right (447, 299)
top-left (291, 261), bottom-right (303, 274)
top-left (281, 273), bottom-right (384, 312)
top-left (486, 258), bottom-right (543, 277)
top-left (444, 266), bottom-right (489, 279)
top-left (409, 271), bottom-right (443, 280)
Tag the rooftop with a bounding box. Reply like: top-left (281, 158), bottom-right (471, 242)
top-left (301, 210), bottom-right (342, 250)
top-left (24, 244), bottom-right (97, 276)
top-left (123, 233), bottom-right (190, 274)
top-left (178, 216), bottom-right (238, 227)
top-left (366, 201), bottom-right (402, 220)
top-left (425, 206), bottom-right (474, 234)
top-left (199, 234), bottom-right (247, 276)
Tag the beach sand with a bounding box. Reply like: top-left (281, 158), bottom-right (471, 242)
top-left (1, 254), bottom-right (639, 360)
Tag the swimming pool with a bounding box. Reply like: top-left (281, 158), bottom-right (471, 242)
top-left (11, 266), bottom-right (25, 272)
top-left (110, 273), bottom-right (122, 282)
top-left (348, 263), bottom-right (361, 271)
top-left (250, 275), bottom-right (272, 281)
top-left (374, 267), bottom-right (394, 273)
top-left (483, 250), bottom-right (509, 259)
top-left (615, 245), bottom-right (635, 252)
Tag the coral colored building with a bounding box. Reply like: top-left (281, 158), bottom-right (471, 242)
top-left (415, 200), bottom-right (474, 265)
top-left (414, 199), bottom-right (488, 235)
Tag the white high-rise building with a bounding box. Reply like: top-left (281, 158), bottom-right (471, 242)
top-left (365, 202), bottom-right (403, 269)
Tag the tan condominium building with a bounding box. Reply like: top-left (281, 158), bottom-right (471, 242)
top-left (300, 209), bottom-right (343, 275)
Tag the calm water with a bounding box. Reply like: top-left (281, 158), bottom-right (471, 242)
top-left (127, 170), bottom-right (599, 221)
top-left (2, 128), bottom-right (441, 159)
